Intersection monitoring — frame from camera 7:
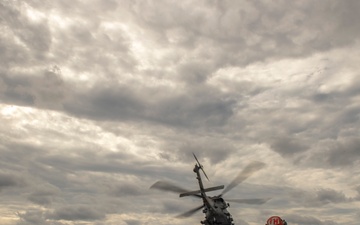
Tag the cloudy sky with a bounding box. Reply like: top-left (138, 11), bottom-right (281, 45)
top-left (1, 0), bottom-right (360, 224)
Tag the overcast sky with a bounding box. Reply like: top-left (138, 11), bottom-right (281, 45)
top-left (1, 0), bottom-right (360, 225)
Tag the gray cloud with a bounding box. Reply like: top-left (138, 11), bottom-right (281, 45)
top-left (316, 188), bottom-right (348, 204)
top-left (0, 1), bottom-right (51, 64)
top-left (0, 68), bottom-right (67, 109)
top-left (62, 83), bottom-right (236, 129)
top-left (1, 1), bottom-right (359, 225)
top-left (285, 214), bottom-right (340, 225)
top-left (125, 219), bottom-right (141, 225)
top-left (303, 137), bottom-right (360, 168)
top-left (27, 184), bottom-right (60, 206)
top-left (108, 183), bottom-right (143, 197)
top-left (132, 0), bottom-right (360, 65)
top-left (286, 187), bottom-right (356, 208)
top-left (48, 205), bottom-right (105, 221)
top-left (327, 137), bottom-right (360, 167)
top-left (0, 172), bottom-right (25, 190)
top-left (270, 136), bottom-right (309, 157)
top-left (16, 209), bottom-right (57, 225)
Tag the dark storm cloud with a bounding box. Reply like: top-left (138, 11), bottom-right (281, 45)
top-left (0, 68), bottom-right (67, 109)
top-left (255, 71), bottom-right (360, 166)
top-left (0, 145), bottom-right (32, 192)
top-left (63, 83), bottom-right (236, 129)
top-left (326, 137), bottom-right (360, 167)
top-left (177, 61), bottom-right (215, 85)
top-left (108, 183), bottom-right (143, 197)
top-left (36, 147), bottom-right (183, 180)
top-left (303, 137), bottom-right (360, 168)
top-left (270, 137), bottom-right (309, 157)
top-left (0, 137), bottom-right (187, 204)
top-left (64, 84), bottom-right (145, 122)
top-left (0, 172), bottom-right (25, 190)
top-left (1, 141), bottom-right (158, 223)
top-left (316, 188), bottom-right (348, 204)
top-left (1, 71), bottom-right (233, 129)
top-left (27, 184), bottom-right (60, 206)
top-left (153, 91), bottom-right (235, 128)
top-left (337, 105), bottom-right (360, 125)
top-left (48, 205), bottom-right (105, 221)
top-left (287, 187), bottom-right (355, 208)
top-left (27, 194), bottom-right (53, 206)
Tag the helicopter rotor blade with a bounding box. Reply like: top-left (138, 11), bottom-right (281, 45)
top-left (221, 161), bottom-right (265, 196)
top-left (150, 181), bottom-right (202, 198)
top-left (225, 197), bottom-right (271, 205)
top-left (193, 153), bottom-right (210, 181)
top-left (176, 204), bottom-right (204, 218)
top-left (150, 181), bottom-right (190, 193)
top-left (201, 167), bottom-right (210, 181)
top-left (193, 152), bottom-right (201, 165)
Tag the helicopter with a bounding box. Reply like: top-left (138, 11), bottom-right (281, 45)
top-left (150, 153), bottom-right (271, 225)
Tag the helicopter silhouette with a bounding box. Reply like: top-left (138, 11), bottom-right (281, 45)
top-left (150, 153), bottom-right (270, 225)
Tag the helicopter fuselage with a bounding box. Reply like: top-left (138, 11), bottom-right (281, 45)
top-left (202, 196), bottom-right (234, 225)
top-left (191, 164), bottom-right (234, 225)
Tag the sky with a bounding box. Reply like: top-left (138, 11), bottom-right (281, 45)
top-left (0, 0), bottom-right (360, 224)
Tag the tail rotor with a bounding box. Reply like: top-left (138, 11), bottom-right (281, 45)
top-left (193, 153), bottom-right (209, 181)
